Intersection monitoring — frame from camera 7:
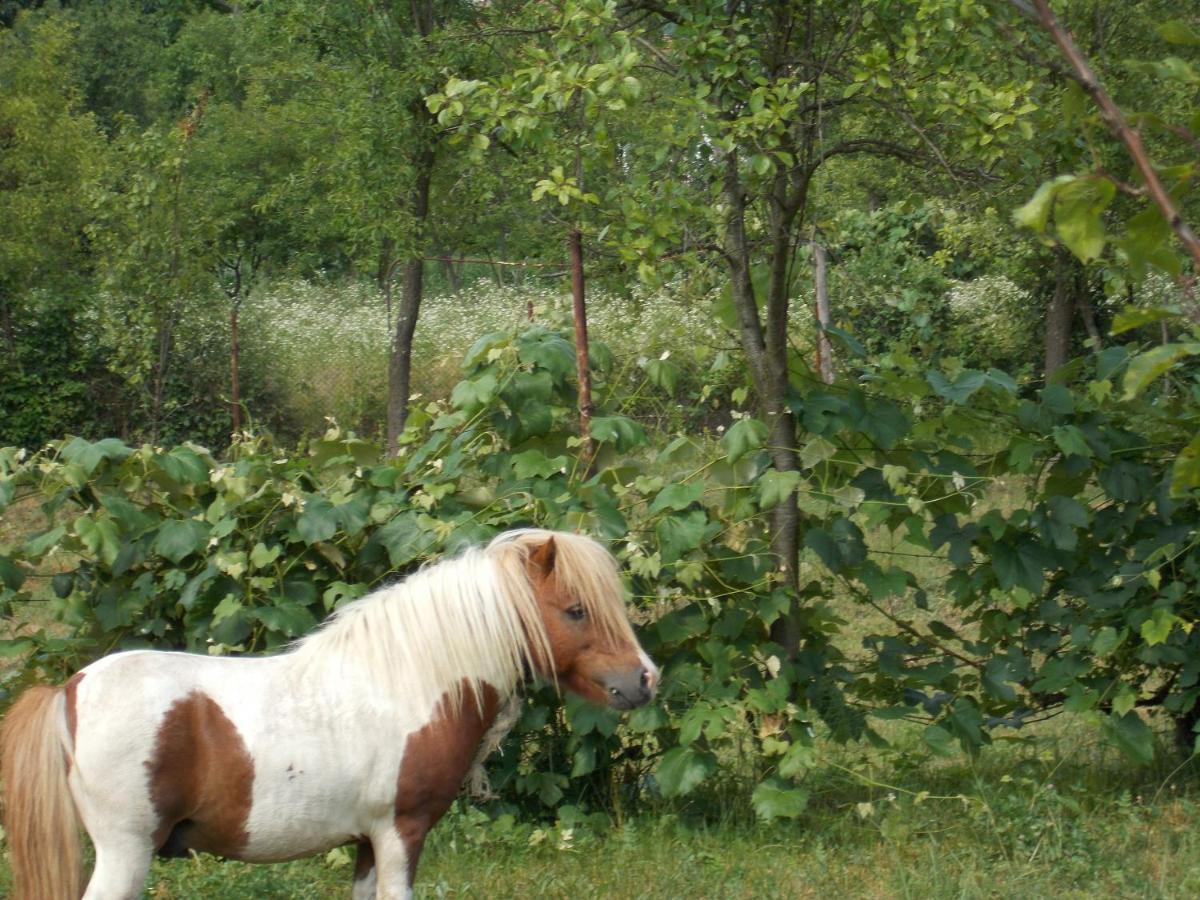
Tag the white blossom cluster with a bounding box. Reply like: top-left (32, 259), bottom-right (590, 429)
top-left (944, 275), bottom-right (1037, 362)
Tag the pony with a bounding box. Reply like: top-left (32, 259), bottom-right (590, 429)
top-left (0, 528), bottom-right (658, 900)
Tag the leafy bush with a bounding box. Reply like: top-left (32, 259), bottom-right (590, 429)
top-left (3, 314), bottom-right (1199, 822)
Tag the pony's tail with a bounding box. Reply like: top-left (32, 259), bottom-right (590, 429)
top-left (1, 685), bottom-right (82, 900)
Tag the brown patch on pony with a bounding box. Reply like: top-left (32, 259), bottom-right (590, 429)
top-left (145, 690), bottom-right (255, 859)
top-left (394, 681), bottom-right (501, 883)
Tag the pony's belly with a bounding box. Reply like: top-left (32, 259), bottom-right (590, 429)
top-left (238, 764), bottom-right (398, 862)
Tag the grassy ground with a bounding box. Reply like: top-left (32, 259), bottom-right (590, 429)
top-left (3, 720), bottom-right (1199, 898)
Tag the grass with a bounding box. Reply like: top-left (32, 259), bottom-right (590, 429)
top-left (3, 717), bottom-right (1199, 898)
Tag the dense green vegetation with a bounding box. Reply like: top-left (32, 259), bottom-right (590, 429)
top-left (2, 0), bottom-right (1199, 894)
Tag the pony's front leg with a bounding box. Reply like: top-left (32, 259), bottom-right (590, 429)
top-left (368, 825), bottom-right (426, 900)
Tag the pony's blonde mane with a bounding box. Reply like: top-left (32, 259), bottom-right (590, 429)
top-left (290, 529), bottom-right (636, 715)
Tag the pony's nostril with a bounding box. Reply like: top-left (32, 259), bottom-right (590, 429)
top-left (639, 668), bottom-right (651, 688)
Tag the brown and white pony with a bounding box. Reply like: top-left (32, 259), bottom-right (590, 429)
top-left (0, 528), bottom-right (657, 899)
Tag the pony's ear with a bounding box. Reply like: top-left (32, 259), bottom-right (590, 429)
top-left (528, 536), bottom-right (557, 577)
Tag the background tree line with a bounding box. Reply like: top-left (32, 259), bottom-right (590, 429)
top-left (2, 0), bottom-right (1200, 825)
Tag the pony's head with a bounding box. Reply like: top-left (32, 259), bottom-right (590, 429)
top-left (493, 530), bottom-right (658, 710)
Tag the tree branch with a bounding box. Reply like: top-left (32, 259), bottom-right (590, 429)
top-left (1021, 0), bottom-right (1200, 271)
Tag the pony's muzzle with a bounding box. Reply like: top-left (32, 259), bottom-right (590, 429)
top-left (603, 666), bottom-right (657, 709)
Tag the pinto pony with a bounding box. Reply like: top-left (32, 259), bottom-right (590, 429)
top-left (0, 529), bottom-right (657, 900)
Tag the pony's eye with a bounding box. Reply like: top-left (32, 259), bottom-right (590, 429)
top-left (565, 605), bottom-right (587, 621)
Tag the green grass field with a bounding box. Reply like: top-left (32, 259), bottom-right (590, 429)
top-left (4, 719), bottom-right (1199, 898)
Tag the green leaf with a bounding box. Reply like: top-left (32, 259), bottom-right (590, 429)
top-left (100, 495), bottom-right (156, 535)
top-left (656, 509), bottom-right (709, 563)
top-left (1105, 711), bottom-right (1155, 765)
top-left (153, 519), bottom-right (211, 564)
top-left (1122, 343), bottom-right (1200, 399)
top-left (1043, 495), bottom-right (1089, 551)
top-left (804, 518), bottom-right (866, 572)
top-left (75, 516), bottom-right (121, 567)
top-left (757, 470), bottom-right (802, 509)
top-left (1158, 20), bottom-right (1200, 45)
top-left (0, 555), bottom-right (25, 592)
top-left (982, 658), bottom-right (1018, 702)
top-left (155, 447), bottom-right (210, 485)
top-left (1013, 175), bottom-right (1072, 232)
top-left (24, 525), bottom-right (66, 558)
top-left (450, 372), bottom-right (499, 409)
top-left (655, 746), bottom-right (716, 797)
top-left (923, 724), bottom-right (956, 756)
top-left (60, 437), bottom-right (132, 475)
top-left (251, 542), bottom-right (282, 570)
top-left (376, 513), bottom-right (435, 568)
top-left (590, 416), bottom-right (647, 451)
top-left (751, 778), bottom-right (809, 821)
top-left (721, 417), bottom-right (768, 462)
top-left (1051, 425), bottom-right (1092, 459)
top-left (297, 497), bottom-right (339, 545)
top-left (511, 449), bottom-right (569, 479)
top-left (253, 602), bottom-right (318, 637)
top-left (991, 536), bottom-right (1047, 593)
top-left (648, 481), bottom-right (705, 513)
top-left (1054, 176), bottom-right (1116, 262)
top-left (927, 369), bottom-right (986, 404)
top-left (1091, 626), bottom-right (1124, 656)
top-left (1171, 432), bottom-right (1200, 497)
top-left (1111, 305), bottom-right (1178, 335)
top-left (799, 436), bottom-right (838, 468)
top-left (1141, 608), bottom-right (1181, 646)
top-left (0, 638), bottom-right (35, 658)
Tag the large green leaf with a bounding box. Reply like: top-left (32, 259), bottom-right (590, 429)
top-left (647, 481), bottom-right (705, 513)
top-left (75, 515), bottom-right (121, 567)
top-left (153, 519), bottom-right (211, 564)
top-left (511, 449), bottom-right (569, 479)
top-left (721, 417), bottom-right (767, 462)
top-left (757, 469), bottom-right (802, 509)
top-left (253, 602), bottom-right (318, 637)
top-left (1053, 176), bottom-right (1115, 262)
top-left (656, 509), bottom-right (708, 563)
top-left (297, 497), bottom-right (339, 545)
top-left (655, 746), bottom-right (716, 797)
top-left (1122, 343), bottom-right (1200, 399)
top-left (751, 778), bottom-right (809, 821)
top-left (1105, 711), bottom-right (1155, 765)
top-left (60, 437), bottom-right (132, 475)
top-left (991, 536), bottom-right (1048, 593)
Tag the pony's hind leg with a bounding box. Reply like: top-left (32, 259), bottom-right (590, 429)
top-left (82, 835), bottom-right (154, 900)
top-left (353, 838), bottom-right (377, 900)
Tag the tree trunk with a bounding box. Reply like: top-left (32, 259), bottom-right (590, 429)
top-left (230, 303), bottom-right (242, 434)
top-left (722, 152), bottom-right (803, 658)
top-left (1076, 267), bottom-right (1102, 353)
top-left (568, 229), bottom-right (593, 469)
top-left (1044, 248), bottom-right (1074, 380)
top-left (441, 255), bottom-right (462, 292)
top-left (377, 237), bottom-right (396, 321)
top-left (386, 149), bottom-right (434, 455)
top-left (813, 242), bottom-right (834, 384)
